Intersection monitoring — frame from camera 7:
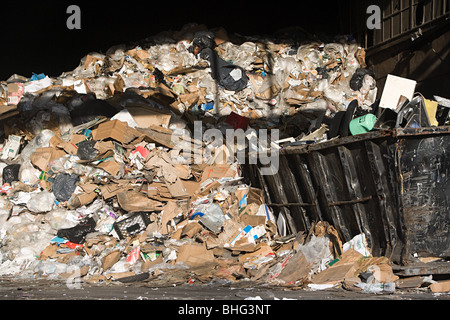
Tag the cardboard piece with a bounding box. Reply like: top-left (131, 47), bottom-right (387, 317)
top-left (181, 221), bottom-right (203, 238)
top-left (137, 125), bottom-right (175, 148)
top-left (429, 280), bottom-right (450, 293)
top-left (116, 190), bottom-right (164, 213)
top-left (109, 271), bottom-right (136, 280)
top-left (102, 250), bottom-right (121, 271)
top-left (238, 243), bottom-right (274, 263)
top-left (68, 191), bottom-right (97, 209)
top-left (70, 134), bottom-right (87, 145)
top-left (125, 48), bottom-right (151, 60)
top-left (50, 135), bottom-right (78, 155)
top-left (92, 120), bottom-right (142, 145)
top-left (395, 276), bottom-right (432, 289)
top-left (38, 244), bottom-right (79, 263)
top-left (0, 104), bottom-right (19, 120)
top-left (367, 263), bottom-right (399, 283)
top-left (235, 187), bottom-right (265, 210)
top-left (124, 103), bottom-right (172, 128)
top-left (30, 147), bottom-right (66, 171)
top-left (216, 219), bottom-right (246, 247)
top-left (200, 164), bottom-right (236, 183)
top-left (310, 248), bottom-right (363, 285)
top-left (166, 178), bottom-right (189, 198)
top-left (277, 250), bottom-right (311, 283)
top-left (379, 74), bottom-right (416, 110)
top-left (159, 201), bottom-right (184, 234)
top-left (59, 266), bottom-right (89, 279)
top-left (248, 73), bottom-right (281, 100)
top-left (424, 99), bottom-right (439, 126)
top-left (239, 214), bottom-right (266, 227)
top-left (96, 159), bottom-right (121, 176)
top-left (99, 180), bottom-right (132, 199)
top-left (176, 243), bottom-right (215, 267)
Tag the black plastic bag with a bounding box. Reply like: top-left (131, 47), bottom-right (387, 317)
top-left (350, 68), bottom-right (375, 91)
top-left (57, 217), bottom-right (96, 244)
top-left (327, 100), bottom-right (358, 139)
top-left (2, 164), bottom-right (21, 185)
top-left (76, 139), bottom-right (99, 161)
top-left (200, 48), bottom-right (248, 92)
top-left (189, 31), bottom-right (216, 55)
top-left (70, 98), bottom-right (118, 126)
top-left (52, 173), bottom-right (80, 202)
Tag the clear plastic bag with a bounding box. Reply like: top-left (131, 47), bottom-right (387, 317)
top-left (19, 160), bottom-right (40, 185)
top-left (26, 190), bottom-right (56, 213)
top-left (19, 129), bottom-right (55, 162)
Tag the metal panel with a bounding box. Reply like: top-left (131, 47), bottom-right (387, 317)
top-left (369, 0), bottom-right (450, 48)
top-left (244, 127), bottom-right (450, 265)
top-left (393, 129), bottom-right (450, 259)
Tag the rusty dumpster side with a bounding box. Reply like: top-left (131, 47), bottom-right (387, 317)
top-left (244, 126), bottom-right (450, 265)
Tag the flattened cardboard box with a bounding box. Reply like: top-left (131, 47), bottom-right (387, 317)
top-left (125, 103), bottom-right (172, 128)
top-left (176, 243), bottom-right (215, 267)
top-left (92, 119), bottom-right (142, 144)
top-left (30, 147), bottom-right (66, 171)
top-left (50, 135), bottom-right (78, 155)
top-left (200, 164), bottom-right (236, 183)
top-left (116, 190), bottom-right (164, 212)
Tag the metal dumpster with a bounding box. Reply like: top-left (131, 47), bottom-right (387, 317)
top-left (244, 126), bottom-right (450, 265)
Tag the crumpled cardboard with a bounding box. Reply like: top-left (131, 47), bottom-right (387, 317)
top-left (181, 221), bottom-right (203, 238)
top-left (98, 180), bottom-right (132, 199)
top-left (276, 249), bottom-right (311, 284)
top-left (116, 190), bottom-right (164, 212)
top-left (159, 201), bottom-right (184, 234)
top-left (68, 191), bottom-right (97, 209)
top-left (50, 135), bottom-right (78, 155)
top-left (310, 248), bottom-right (363, 285)
top-left (30, 147), bottom-right (66, 171)
top-left (430, 280), bottom-right (450, 293)
top-left (92, 119), bottom-right (142, 145)
top-left (102, 250), bottom-right (121, 271)
top-left (96, 158), bottom-right (121, 176)
top-left (123, 103), bottom-right (172, 128)
top-left (238, 243), bottom-right (274, 264)
top-left (200, 164), bottom-right (236, 183)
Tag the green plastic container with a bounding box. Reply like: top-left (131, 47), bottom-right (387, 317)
top-left (349, 114), bottom-right (377, 135)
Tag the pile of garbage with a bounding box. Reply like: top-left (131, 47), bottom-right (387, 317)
top-left (0, 24), bottom-right (448, 293)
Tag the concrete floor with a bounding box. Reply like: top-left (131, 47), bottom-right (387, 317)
top-left (0, 278), bottom-right (448, 300)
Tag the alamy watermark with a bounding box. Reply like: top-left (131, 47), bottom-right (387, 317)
top-left (367, 5), bottom-right (381, 30)
top-left (66, 5), bottom-right (81, 30)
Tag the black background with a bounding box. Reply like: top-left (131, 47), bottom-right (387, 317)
top-left (0, 1), bottom-right (343, 80)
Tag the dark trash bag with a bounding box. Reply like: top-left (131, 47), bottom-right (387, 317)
top-left (53, 173), bottom-right (80, 202)
top-left (199, 48), bottom-right (248, 92)
top-left (70, 98), bottom-right (118, 126)
top-left (2, 164), bottom-right (21, 185)
top-left (349, 68), bottom-right (375, 91)
top-left (77, 139), bottom-right (99, 161)
top-left (327, 99), bottom-right (359, 139)
top-left (189, 31), bottom-right (216, 55)
top-left (57, 217), bottom-right (96, 244)
top-left (218, 64), bottom-right (248, 92)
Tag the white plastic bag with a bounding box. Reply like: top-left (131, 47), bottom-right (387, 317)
top-left (19, 160), bottom-right (40, 185)
top-left (27, 190), bottom-right (56, 213)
